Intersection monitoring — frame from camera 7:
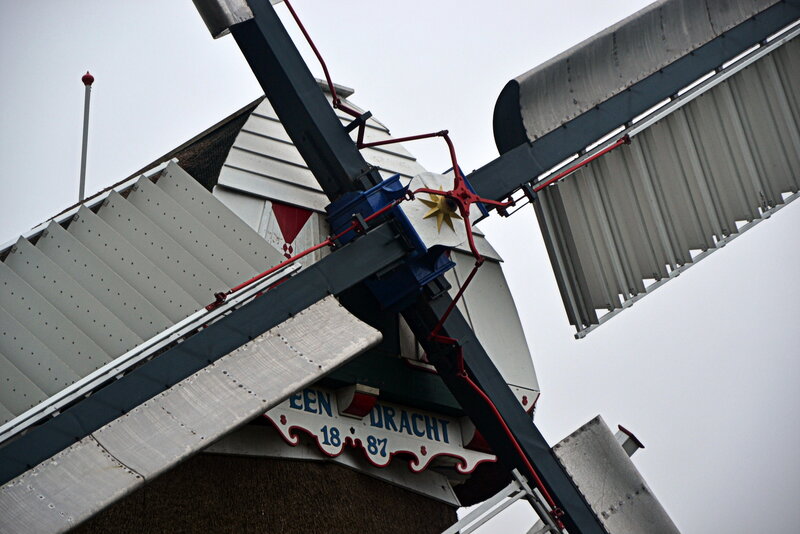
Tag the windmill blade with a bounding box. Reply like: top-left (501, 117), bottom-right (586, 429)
top-left (480, 0), bottom-right (800, 335)
top-left (0, 162), bottom-right (406, 524)
top-left (0, 297), bottom-right (380, 533)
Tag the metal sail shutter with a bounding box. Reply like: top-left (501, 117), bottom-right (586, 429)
top-left (537, 31), bottom-right (800, 336)
top-left (0, 161), bottom-right (285, 427)
top-left (0, 296), bottom-right (381, 533)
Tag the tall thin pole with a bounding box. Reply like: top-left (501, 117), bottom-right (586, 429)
top-left (79, 71), bottom-right (94, 202)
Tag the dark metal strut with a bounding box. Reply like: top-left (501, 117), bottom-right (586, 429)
top-left (225, 1), bottom-right (606, 532)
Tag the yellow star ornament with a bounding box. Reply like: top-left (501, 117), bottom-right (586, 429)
top-left (419, 188), bottom-right (462, 233)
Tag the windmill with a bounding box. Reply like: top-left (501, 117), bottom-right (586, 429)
top-left (0, 0), bottom-right (798, 532)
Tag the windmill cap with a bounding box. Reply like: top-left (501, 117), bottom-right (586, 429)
top-left (81, 71), bottom-right (94, 86)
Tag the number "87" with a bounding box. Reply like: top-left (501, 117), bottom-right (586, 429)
top-left (366, 435), bottom-right (387, 457)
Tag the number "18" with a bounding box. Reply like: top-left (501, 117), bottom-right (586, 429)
top-left (320, 425), bottom-right (341, 447)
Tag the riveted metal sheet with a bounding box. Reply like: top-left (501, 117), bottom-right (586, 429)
top-left (500, 0), bottom-right (780, 144)
top-left (0, 435), bottom-right (142, 534)
top-left (36, 221), bottom-right (172, 341)
top-left (3, 238), bottom-right (142, 357)
top-left (553, 416), bottom-right (680, 534)
top-left (155, 162), bottom-right (284, 272)
top-left (0, 261), bottom-right (109, 376)
top-left (0, 297), bottom-right (379, 532)
top-left (67, 206), bottom-right (200, 322)
top-left (0, 307), bottom-right (80, 395)
top-left (0, 349), bottom-right (47, 420)
top-left (126, 176), bottom-right (255, 286)
top-left (98, 191), bottom-right (226, 302)
top-left (91, 296), bottom-right (380, 480)
top-left (209, 296), bottom-right (381, 402)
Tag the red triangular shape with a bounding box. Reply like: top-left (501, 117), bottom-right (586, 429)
top-left (271, 201), bottom-right (313, 244)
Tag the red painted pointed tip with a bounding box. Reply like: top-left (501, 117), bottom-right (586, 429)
top-left (81, 71), bottom-right (94, 86)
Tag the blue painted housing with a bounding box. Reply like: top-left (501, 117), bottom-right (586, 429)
top-left (326, 175), bottom-right (455, 310)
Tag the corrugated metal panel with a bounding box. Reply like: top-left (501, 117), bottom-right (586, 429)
top-left (126, 177), bottom-right (255, 286)
top-left (537, 33), bottom-right (800, 336)
top-left (36, 221), bottom-right (173, 340)
top-left (0, 162), bottom-right (288, 427)
top-left (0, 349), bottom-right (48, 423)
top-left (0, 261), bottom-right (111, 376)
top-left (155, 163), bottom-right (284, 272)
top-left (0, 296), bottom-right (381, 533)
top-left (0, 307), bottom-right (81, 395)
top-left (4, 238), bottom-right (143, 356)
top-left (67, 206), bottom-right (201, 322)
top-left (98, 190), bottom-right (227, 302)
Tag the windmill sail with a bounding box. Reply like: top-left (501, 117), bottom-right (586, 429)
top-left (492, 0), bottom-right (800, 336)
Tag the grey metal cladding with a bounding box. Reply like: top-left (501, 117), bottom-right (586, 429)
top-left (246, 109), bottom-right (419, 161)
top-left (219, 95), bottom-right (428, 210)
top-left (92, 296), bottom-right (379, 480)
top-left (67, 206), bottom-right (201, 322)
top-left (0, 307), bottom-right (80, 395)
top-left (0, 435), bottom-right (142, 534)
top-left (0, 403), bottom-right (14, 428)
top-left (126, 176), bottom-right (256, 286)
top-left (0, 261), bottom-right (111, 376)
top-left (553, 416), bottom-right (680, 534)
top-left (36, 221), bottom-right (173, 340)
top-left (0, 349), bottom-right (48, 422)
top-left (503, 0), bottom-right (780, 143)
top-left (1, 297), bottom-right (381, 533)
top-left (3, 237), bottom-right (142, 357)
top-left (98, 190), bottom-right (227, 302)
top-left (537, 35), bottom-right (799, 334)
top-left (154, 163), bottom-right (284, 272)
top-left (0, 159), bottom-right (297, 428)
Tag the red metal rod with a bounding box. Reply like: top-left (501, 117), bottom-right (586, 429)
top-left (211, 198), bottom-right (406, 308)
top-left (282, 0), bottom-right (360, 118)
top-left (440, 132), bottom-right (463, 182)
top-left (429, 260), bottom-right (483, 341)
top-left (227, 238), bottom-right (332, 296)
top-left (533, 135), bottom-right (630, 193)
top-left (359, 130), bottom-right (447, 149)
top-left (459, 368), bottom-right (564, 526)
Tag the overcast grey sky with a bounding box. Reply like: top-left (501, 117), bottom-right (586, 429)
top-left (1, 1), bottom-right (798, 533)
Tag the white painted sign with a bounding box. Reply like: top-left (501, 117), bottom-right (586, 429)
top-left (265, 386), bottom-right (496, 473)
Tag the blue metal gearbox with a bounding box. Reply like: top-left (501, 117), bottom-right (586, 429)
top-left (326, 175), bottom-right (455, 310)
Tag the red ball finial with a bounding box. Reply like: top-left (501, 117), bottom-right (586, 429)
top-left (81, 71), bottom-right (94, 86)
